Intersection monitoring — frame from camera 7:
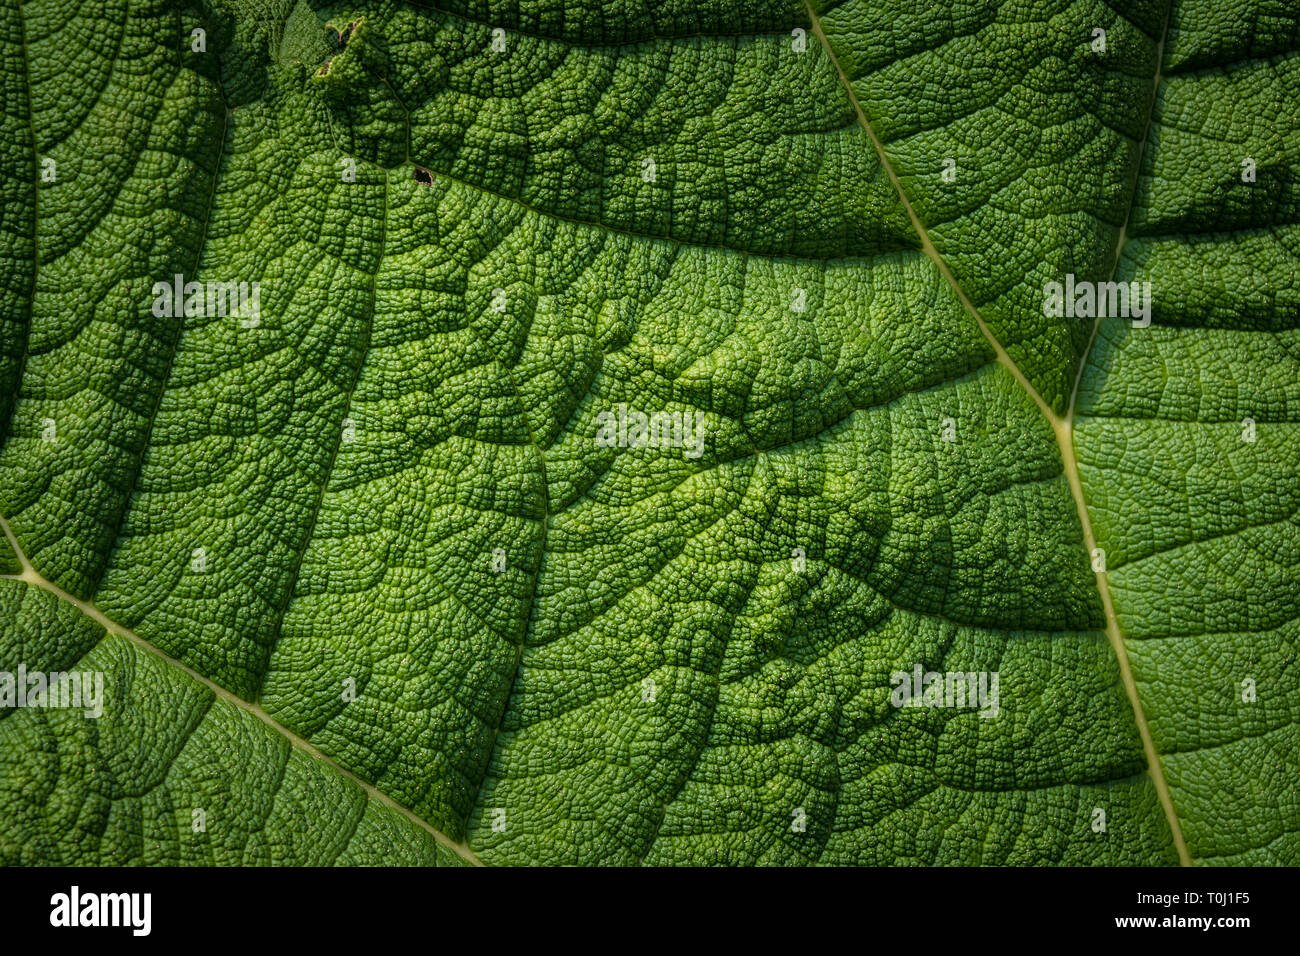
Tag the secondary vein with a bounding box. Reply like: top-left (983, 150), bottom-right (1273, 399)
top-left (801, 0), bottom-right (1192, 867)
top-left (0, 514), bottom-right (486, 868)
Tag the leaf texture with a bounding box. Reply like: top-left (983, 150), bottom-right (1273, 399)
top-left (0, 0), bottom-right (1294, 866)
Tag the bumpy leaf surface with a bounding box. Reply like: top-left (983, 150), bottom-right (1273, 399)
top-left (0, 0), bottom-right (1294, 865)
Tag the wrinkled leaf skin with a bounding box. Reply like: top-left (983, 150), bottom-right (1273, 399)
top-left (0, 0), bottom-right (1294, 866)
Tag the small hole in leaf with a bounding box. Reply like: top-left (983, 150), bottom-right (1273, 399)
top-left (413, 167), bottom-right (433, 185)
top-left (339, 20), bottom-right (358, 49)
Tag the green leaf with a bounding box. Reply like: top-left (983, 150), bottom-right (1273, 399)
top-left (1073, 29), bottom-right (1300, 864)
top-left (0, 0), bottom-right (1293, 865)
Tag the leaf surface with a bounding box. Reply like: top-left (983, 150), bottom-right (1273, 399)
top-left (0, 0), bottom-right (1294, 865)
